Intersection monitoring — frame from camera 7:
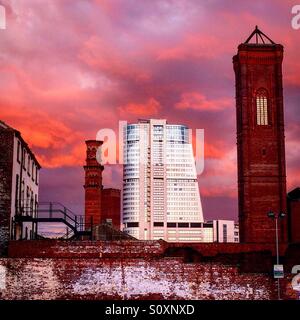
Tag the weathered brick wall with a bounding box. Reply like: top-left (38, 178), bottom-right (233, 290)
top-left (3, 241), bottom-right (299, 300)
top-left (8, 240), bottom-right (166, 259)
top-left (7, 240), bottom-right (294, 273)
top-left (8, 240), bottom-right (289, 260)
top-left (0, 257), bottom-right (284, 300)
top-left (0, 128), bottom-right (14, 256)
top-left (167, 242), bottom-right (287, 256)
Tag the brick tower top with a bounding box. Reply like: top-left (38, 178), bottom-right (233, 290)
top-left (84, 140), bottom-right (104, 228)
top-left (233, 26), bottom-right (283, 66)
top-left (85, 140), bottom-right (104, 168)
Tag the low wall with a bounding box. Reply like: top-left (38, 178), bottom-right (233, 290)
top-left (167, 242), bottom-right (287, 256)
top-left (0, 257), bottom-right (285, 300)
top-left (8, 240), bottom-right (288, 259)
top-left (7, 240), bottom-right (166, 259)
top-left (3, 240), bottom-right (299, 300)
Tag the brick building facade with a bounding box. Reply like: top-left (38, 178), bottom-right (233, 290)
top-left (287, 188), bottom-right (300, 243)
top-left (102, 188), bottom-right (121, 229)
top-left (233, 27), bottom-right (288, 243)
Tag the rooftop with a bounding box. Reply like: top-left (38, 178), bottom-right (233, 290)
top-left (0, 119), bottom-right (41, 169)
top-left (244, 26), bottom-right (275, 45)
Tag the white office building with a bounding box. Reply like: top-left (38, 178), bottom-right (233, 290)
top-left (209, 220), bottom-right (239, 243)
top-left (122, 119), bottom-right (204, 241)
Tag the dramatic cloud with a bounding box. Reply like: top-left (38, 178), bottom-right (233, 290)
top-left (0, 0), bottom-right (299, 220)
top-left (118, 98), bottom-right (161, 117)
top-left (175, 92), bottom-right (233, 111)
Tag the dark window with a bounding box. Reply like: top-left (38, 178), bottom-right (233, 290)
top-left (35, 167), bottom-right (38, 185)
top-left (178, 223), bottom-right (189, 228)
top-left (32, 162), bottom-right (35, 181)
top-left (30, 191), bottom-right (34, 216)
top-left (21, 180), bottom-right (25, 208)
top-left (191, 223), bottom-right (202, 228)
top-left (27, 155), bottom-right (31, 175)
top-left (17, 141), bottom-right (21, 163)
top-left (15, 174), bottom-right (19, 210)
top-left (167, 223), bottom-right (176, 228)
top-left (154, 222), bottom-right (164, 227)
top-left (26, 186), bottom-right (30, 210)
top-left (203, 223), bottom-right (213, 228)
top-left (127, 222), bottom-right (139, 228)
top-left (223, 224), bottom-right (228, 243)
top-left (34, 194), bottom-right (38, 217)
top-left (23, 149), bottom-right (26, 170)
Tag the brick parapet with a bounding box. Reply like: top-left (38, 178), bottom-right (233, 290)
top-left (7, 240), bottom-right (290, 260)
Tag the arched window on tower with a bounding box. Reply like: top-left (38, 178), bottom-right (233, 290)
top-left (256, 89), bottom-right (268, 125)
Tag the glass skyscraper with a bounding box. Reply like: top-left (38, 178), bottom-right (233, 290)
top-left (122, 119), bottom-right (204, 242)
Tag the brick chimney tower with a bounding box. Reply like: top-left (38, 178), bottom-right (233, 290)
top-left (84, 140), bottom-right (104, 229)
top-left (233, 27), bottom-right (287, 243)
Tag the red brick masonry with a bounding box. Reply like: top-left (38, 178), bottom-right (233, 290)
top-left (7, 240), bottom-right (288, 259)
top-left (233, 40), bottom-right (287, 243)
top-left (3, 240), bottom-right (299, 300)
top-left (0, 258), bottom-right (280, 300)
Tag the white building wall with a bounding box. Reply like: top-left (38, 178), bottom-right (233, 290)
top-left (212, 220), bottom-right (239, 243)
top-left (10, 134), bottom-right (40, 240)
top-left (123, 119), bottom-right (204, 242)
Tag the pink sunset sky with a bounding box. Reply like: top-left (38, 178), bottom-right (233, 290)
top-left (0, 0), bottom-right (299, 221)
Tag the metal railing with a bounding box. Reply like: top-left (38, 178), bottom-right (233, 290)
top-left (13, 202), bottom-right (93, 240)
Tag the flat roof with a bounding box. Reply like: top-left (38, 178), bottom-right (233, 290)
top-left (0, 120), bottom-right (41, 169)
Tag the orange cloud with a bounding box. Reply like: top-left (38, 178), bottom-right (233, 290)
top-left (118, 98), bottom-right (161, 117)
top-left (175, 92), bottom-right (233, 111)
top-left (37, 143), bottom-right (86, 169)
top-left (0, 101), bottom-right (87, 168)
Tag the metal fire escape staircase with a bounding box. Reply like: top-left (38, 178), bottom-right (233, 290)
top-left (14, 202), bottom-right (92, 240)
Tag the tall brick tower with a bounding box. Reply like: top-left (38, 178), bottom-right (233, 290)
top-left (84, 140), bottom-right (104, 229)
top-left (233, 27), bottom-right (287, 243)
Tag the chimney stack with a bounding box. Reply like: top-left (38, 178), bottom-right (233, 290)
top-left (84, 140), bottom-right (104, 230)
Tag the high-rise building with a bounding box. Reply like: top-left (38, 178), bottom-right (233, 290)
top-left (122, 119), bottom-right (204, 241)
top-left (0, 121), bottom-right (41, 254)
top-left (233, 27), bottom-right (287, 243)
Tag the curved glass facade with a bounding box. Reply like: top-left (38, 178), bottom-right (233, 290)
top-left (122, 119), bottom-right (204, 242)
